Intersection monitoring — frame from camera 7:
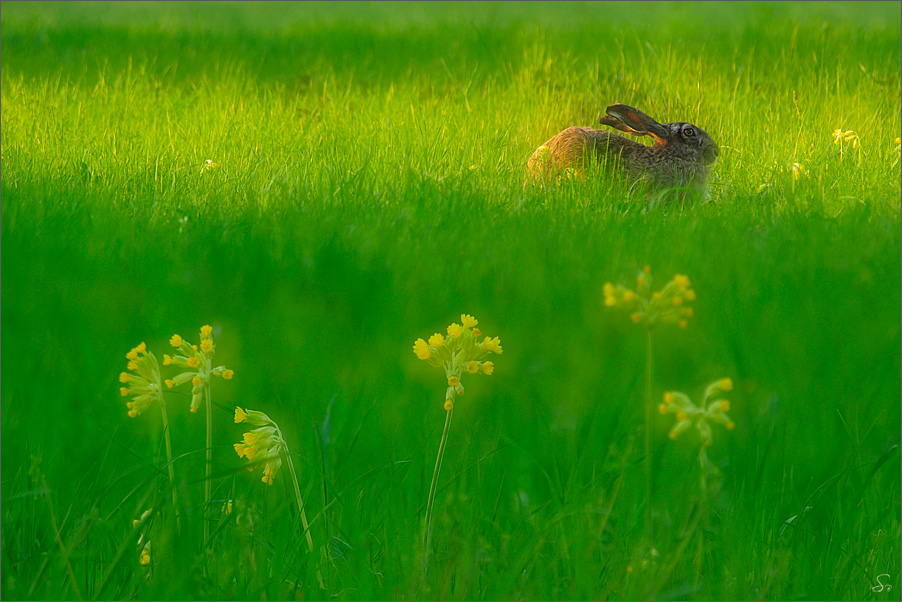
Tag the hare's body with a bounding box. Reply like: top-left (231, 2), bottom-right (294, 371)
top-left (526, 105), bottom-right (719, 196)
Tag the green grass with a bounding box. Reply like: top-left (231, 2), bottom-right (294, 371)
top-left (2, 1), bottom-right (900, 599)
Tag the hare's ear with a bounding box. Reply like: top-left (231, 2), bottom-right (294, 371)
top-left (600, 104), bottom-right (670, 145)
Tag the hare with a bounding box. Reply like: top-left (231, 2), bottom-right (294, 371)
top-left (526, 104), bottom-right (719, 197)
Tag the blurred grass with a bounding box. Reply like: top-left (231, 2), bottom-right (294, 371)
top-left (2, 1), bottom-right (900, 600)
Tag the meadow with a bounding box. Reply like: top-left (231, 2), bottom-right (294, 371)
top-left (1, 1), bottom-right (900, 600)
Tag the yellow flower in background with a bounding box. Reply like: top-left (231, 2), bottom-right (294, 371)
top-left (833, 128), bottom-right (862, 165)
top-left (603, 267), bottom-right (695, 329)
top-left (232, 407), bottom-right (286, 485)
top-left (659, 377), bottom-right (736, 445)
top-left (119, 342), bottom-right (165, 418)
top-left (201, 159), bottom-right (220, 173)
top-left (232, 405), bottom-right (323, 585)
top-left (447, 323), bottom-right (463, 339)
top-left (412, 313), bottom-right (503, 411)
top-left (139, 540), bottom-right (151, 566)
top-left (832, 128), bottom-right (859, 147)
top-left (166, 325), bottom-right (233, 413)
top-left (413, 338), bottom-right (432, 360)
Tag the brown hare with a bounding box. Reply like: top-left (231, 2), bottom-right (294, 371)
top-left (526, 104), bottom-right (719, 198)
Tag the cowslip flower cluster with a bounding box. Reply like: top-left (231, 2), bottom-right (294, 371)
top-left (659, 377), bottom-right (735, 445)
top-left (412, 314), bottom-right (503, 411)
top-left (133, 507), bottom-right (153, 566)
top-left (234, 407), bottom-right (285, 485)
top-left (604, 266), bottom-right (695, 329)
top-left (164, 325), bottom-right (234, 413)
top-left (119, 343), bottom-right (165, 418)
top-left (832, 128), bottom-right (860, 149)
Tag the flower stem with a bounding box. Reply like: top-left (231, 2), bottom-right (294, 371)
top-left (203, 385), bottom-right (212, 574)
top-left (284, 444), bottom-right (325, 589)
top-left (158, 401), bottom-right (181, 534)
top-left (423, 401), bottom-right (454, 573)
top-left (695, 445), bottom-right (708, 587)
top-left (644, 326), bottom-right (654, 540)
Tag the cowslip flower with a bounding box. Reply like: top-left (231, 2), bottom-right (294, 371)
top-left (166, 325), bottom-right (233, 412)
top-left (139, 541), bottom-right (151, 566)
top-left (233, 407), bottom-right (286, 485)
top-left (201, 159), bottom-right (220, 173)
top-left (659, 377), bottom-right (735, 445)
top-left (120, 342), bottom-right (165, 418)
top-left (133, 507), bottom-right (153, 566)
top-left (832, 128), bottom-right (860, 148)
top-left (604, 266), bottom-right (695, 329)
top-left (233, 405), bottom-right (323, 586)
top-left (412, 313), bottom-right (503, 411)
top-left (833, 128), bottom-right (862, 165)
top-left (414, 314), bottom-right (503, 567)
top-left (791, 162), bottom-right (807, 180)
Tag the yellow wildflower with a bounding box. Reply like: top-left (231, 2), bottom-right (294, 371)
top-left (413, 338), bottom-right (432, 360)
top-left (413, 314), bottom-right (502, 410)
top-left (232, 407), bottom-right (286, 486)
top-left (604, 267), bottom-right (695, 328)
top-left (119, 343), bottom-right (164, 419)
top-left (481, 336), bottom-right (503, 354)
top-left (200, 325), bottom-right (213, 338)
top-left (660, 378), bottom-right (736, 445)
top-left (170, 334), bottom-right (183, 348)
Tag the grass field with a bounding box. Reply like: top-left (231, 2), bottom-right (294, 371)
top-left (2, 2), bottom-right (900, 600)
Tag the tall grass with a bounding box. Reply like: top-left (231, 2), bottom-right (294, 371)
top-left (2, 1), bottom-right (900, 599)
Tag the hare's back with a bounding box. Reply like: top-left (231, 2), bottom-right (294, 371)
top-left (527, 127), bottom-right (595, 176)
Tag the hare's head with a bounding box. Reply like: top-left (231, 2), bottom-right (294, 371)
top-left (600, 104), bottom-right (720, 166)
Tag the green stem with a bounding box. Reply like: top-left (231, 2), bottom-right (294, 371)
top-left (644, 326), bottom-right (654, 540)
top-left (284, 444), bottom-right (325, 589)
top-left (695, 445), bottom-right (708, 587)
top-left (203, 385), bottom-right (212, 574)
top-left (158, 401), bottom-right (182, 534)
top-left (423, 401), bottom-right (454, 572)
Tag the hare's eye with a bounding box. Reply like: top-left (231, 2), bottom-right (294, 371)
top-left (683, 127), bottom-right (696, 137)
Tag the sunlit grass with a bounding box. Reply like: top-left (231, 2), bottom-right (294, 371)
top-left (1, 1), bottom-right (900, 600)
